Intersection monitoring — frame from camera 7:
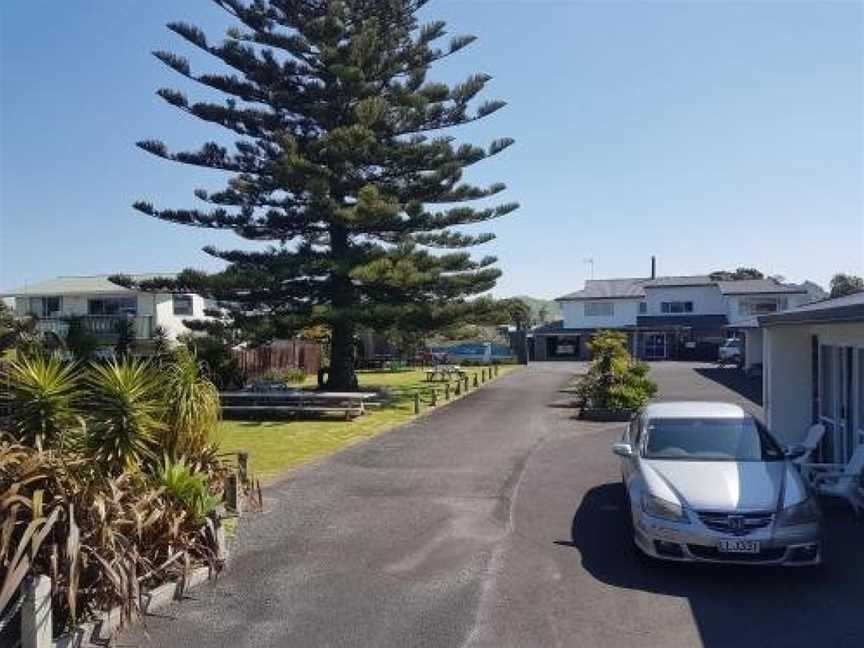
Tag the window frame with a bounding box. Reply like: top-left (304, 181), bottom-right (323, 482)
top-left (584, 301), bottom-right (614, 317)
top-left (87, 296), bottom-right (138, 316)
top-left (661, 301), bottom-right (694, 314)
top-left (172, 294), bottom-right (194, 317)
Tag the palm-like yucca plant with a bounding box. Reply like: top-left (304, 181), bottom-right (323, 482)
top-left (86, 358), bottom-right (165, 473)
top-left (162, 347), bottom-right (220, 457)
top-left (4, 354), bottom-right (82, 450)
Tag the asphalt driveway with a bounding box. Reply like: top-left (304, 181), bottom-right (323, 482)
top-left (121, 362), bottom-right (864, 648)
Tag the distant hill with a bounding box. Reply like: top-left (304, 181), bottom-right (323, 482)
top-left (509, 295), bottom-right (562, 325)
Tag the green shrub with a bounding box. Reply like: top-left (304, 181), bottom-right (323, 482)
top-left (155, 454), bottom-right (219, 524)
top-left (64, 316), bottom-right (100, 362)
top-left (574, 331), bottom-right (657, 411)
top-left (162, 347), bottom-right (221, 457)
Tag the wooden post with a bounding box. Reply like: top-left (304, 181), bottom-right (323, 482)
top-left (431, 389), bottom-right (438, 406)
top-left (444, 383), bottom-right (450, 400)
top-left (464, 376), bottom-right (469, 391)
top-left (414, 392), bottom-right (420, 414)
top-left (473, 373), bottom-right (479, 388)
top-left (237, 451), bottom-right (249, 485)
top-left (455, 380), bottom-right (461, 396)
top-left (226, 473), bottom-right (242, 517)
top-left (22, 575), bottom-right (52, 648)
top-left (494, 365), bottom-right (499, 377)
top-left (481, 368), bottom-right (487, 382)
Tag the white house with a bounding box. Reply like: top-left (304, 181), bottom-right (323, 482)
top-left (1, 274), bottom-right (210, 351)
top-left (761, 292), bottom-right (864, 466)
top-left (534, 273), bottom-right (809, 361)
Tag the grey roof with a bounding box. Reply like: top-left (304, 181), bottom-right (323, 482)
top-left (643, 275), bottom-right (714, 288)
top-left (759, 291), bottom-right (864, 326)
top-left (717, 279), bottom-right (807, 295)
top-left (556, 274), bottom-right (813, 301)
top-left (0, 273), bottom-right (178, 297)
top-left (555, 278), bottom-right (647, 301)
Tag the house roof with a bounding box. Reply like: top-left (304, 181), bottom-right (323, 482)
top-left (555, 278), bottom-right (647, 301)
top-left (642, 275), bottom-right (714, 288)
top-left (0, 274), bottom-right (178, 297)
top-left (759, 292), bottom-right (864, 326)
top-left (556, 274), bottom-right (812, 301)
top-left (716, 279), bottom-right (807, 295)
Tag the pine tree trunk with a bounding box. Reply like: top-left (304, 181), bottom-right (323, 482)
top-left (327, 319), bottom-right (357, 390)
top-left (326, 223), bottom-right (358, 391)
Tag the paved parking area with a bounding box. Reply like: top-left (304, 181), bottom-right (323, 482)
top-left (120, 362), bottom-right (863, 648)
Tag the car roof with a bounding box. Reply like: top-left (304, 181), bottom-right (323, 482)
top-left (643, 401), bottom-right (750, 419)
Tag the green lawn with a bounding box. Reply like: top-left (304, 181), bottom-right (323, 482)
top-left (215, 365), bottom-right (521, 483)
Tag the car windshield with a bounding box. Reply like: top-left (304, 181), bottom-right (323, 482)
top-left (643, 417), bottom-right (784, 461)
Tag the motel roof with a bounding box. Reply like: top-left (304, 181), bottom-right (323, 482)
top-left (759, 292), bottom-right (864, 326)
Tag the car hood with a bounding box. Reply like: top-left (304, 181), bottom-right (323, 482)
top-left (641, 459), bottom-right (787, 512)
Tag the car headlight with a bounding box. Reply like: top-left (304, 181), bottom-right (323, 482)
top-left (776, 497), bottom-right (821, 527)
top-left (641, 494), bottom-right (689, 524)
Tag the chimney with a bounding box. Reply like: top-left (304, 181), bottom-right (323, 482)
top-left (650, 256), bottom-right (656, 279)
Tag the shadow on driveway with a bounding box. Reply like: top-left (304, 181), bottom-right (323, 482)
top-left (557, 483), bottom-right (864, 647)
top-left (693, 367), bottom-right (762, 406)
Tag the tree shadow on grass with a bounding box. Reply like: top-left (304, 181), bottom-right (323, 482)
top-left (556, 482), bottom-right (864, 647)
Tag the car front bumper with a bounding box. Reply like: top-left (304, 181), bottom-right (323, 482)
top-left (633, 513), bottom-right (822, 566)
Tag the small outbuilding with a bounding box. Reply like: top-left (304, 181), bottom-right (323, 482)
top-left (761, 292), bottom-right (864, 465)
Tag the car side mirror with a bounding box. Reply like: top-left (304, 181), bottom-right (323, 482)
top-left (784, 444), bottom-right (807, 459)
top-left (612, 442), bottom-right (634, 458)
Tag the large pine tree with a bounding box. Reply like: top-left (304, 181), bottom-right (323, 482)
top-left (128, 0), bottom-right (517, 389)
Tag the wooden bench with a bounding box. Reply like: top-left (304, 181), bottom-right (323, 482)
top-left (222, 405), bottom-right (364, 421)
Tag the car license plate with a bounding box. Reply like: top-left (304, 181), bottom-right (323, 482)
top-left (717, 539), bottom-right (760, 553)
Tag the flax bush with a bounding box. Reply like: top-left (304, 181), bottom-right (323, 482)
top-left (0, 351), bottom-right (228, 632)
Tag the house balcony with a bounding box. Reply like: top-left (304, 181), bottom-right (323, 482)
top-left (35, 315), bottom-right (153, 341)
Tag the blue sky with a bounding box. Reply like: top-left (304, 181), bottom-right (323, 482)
top-left (1, 0), bottom-right (862, 299)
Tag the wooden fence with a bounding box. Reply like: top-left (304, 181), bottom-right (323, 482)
top-left (232, 340), bottom-right (323, 380)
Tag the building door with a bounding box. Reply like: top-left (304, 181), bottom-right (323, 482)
top-left (819, 345), bottom-right (856, 463)
top-left (643, 333), bottom-right (667, 360)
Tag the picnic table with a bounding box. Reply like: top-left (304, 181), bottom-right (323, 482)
top-left (220, 391), bottom-right (379, 421)
top-left (425, 364), bottom-right (468, 382)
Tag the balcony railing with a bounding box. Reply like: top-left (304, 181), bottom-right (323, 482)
top-left (35, 315), bottom-right (153, 340)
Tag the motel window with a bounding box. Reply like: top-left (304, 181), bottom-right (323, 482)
top-left (584, 301), bottom-right (614, 317)
top-left (638, 302), bottom-right (647, 314)
top-left (858, 350), bottom-right (864, 432)
top-left (660, 301), bottom-right (693, 314)
top-left (173, 295), bottom-right (194, 316)
top-left (88, 297), bottom-right (137, 316)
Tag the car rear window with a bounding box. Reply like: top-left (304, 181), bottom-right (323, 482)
top-left (644, 417), bottom-right (783, 461)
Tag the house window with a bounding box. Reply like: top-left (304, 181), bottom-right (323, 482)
top-left (30, 296), bottom-right (62, 318)
top-left (638, 302), bottom-right (647, 314)
top-left (584, 301), bottom-right (614, 317)
top-left (739, 297), bottom-right (787, 316)
top-left (88, 297), bottom-right (137, 316)
top-left (661, 301), bottom-right (693, 314)
top-left (173, 295), bottom-right (193, 316)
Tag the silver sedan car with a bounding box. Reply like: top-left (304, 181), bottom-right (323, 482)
top-left (613, 401), bottom-right (822, 566)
